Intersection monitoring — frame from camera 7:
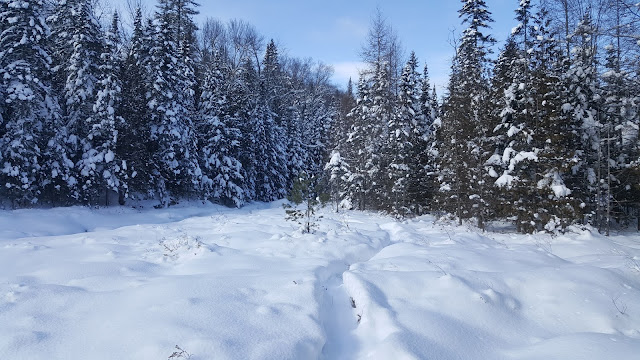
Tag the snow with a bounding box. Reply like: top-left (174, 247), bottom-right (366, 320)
top-left (1, 202), bottom-right (640, 359)
top-left (327, 152), bottom-right (343, 167)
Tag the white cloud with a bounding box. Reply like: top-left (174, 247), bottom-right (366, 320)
top-left (331, 61), bottom-right (367, 88)
top-left (335, 17), bottom-right (368, 38)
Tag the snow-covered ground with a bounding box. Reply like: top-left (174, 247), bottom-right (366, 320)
top-left (1, 201), bottom-right (640, 360)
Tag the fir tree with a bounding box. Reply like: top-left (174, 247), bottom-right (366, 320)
top-left (436, 0), bottom-right (495, 227)
top-left (0, 0), bottom-right (56, 205)
top-left (147, 0), bottom-right (201, 204)
top-left (387, 52), bottom-right (420, 216)
top-left (78, 12), bottom-right (129, 205)
top-left (343, 74), bottom-right (372, 210)
top-left (198, 52), bottom-right (245, 207)
top-left (491, 0), bottom-right (539, 232)
top-left (533, 8), bottom-right (581, 231)
top-left (366, 61), bottom-right (392, 209)
top-left (562, 14), bottom-right (599, 227)
top-left (601, 42), bottom-right (639, 232)
top-left (119, 8), bottom-right (152, 199)
top-left (324, 150), bottom-right (351, 212)
top-left (256, 41), bottom-right (288, 200)
top-left (59, 0), bottom-right (104, 157)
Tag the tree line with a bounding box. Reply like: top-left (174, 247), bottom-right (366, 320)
top-left (329, 0), bottom-right (640, 234)
top-left (3, 0), bottom-right (640, 234)
top-left (0, 0), bottom-right (336, 208)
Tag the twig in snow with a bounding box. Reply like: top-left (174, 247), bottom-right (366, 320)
top-left (612, 295), bottom-right (628, 315)
top-left (168, 345), bottom-right (192, 359)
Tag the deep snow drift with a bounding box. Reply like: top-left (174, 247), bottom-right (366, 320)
top-left (1, 201), bottom-right (640, 359)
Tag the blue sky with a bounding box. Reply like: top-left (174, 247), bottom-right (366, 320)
top-left (110, 0), bottom-right (519, 92)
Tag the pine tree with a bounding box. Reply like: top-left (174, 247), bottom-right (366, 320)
top-left (60, 0), bottom-right (104, 159)
top-left (198, 51), bottom-right (245, 207)
top-left (366, 61), bottom-right (392, 209)
top-left (0, 0), bottom-right (56, 205)
top-left (283, 172), bottom-right (328, 233)
top-left (533, 7), bottom-right (582, 231)
top-left (77, 12), bottom-right (129, 205)
top-left (436, 0), bottom-right (495, 227)
top-left (387, 52), bottom-right (420, 216)
top-left (343, 74), bottom-right (372, 210)
top-left (562, 14), bottom-right (599, 227)
top-left (119, 8), bottom-right (152, 199)
top-left (491, 0), bottom-right (540, 232)
top-left (146, 0), bottom-right (201, 205)
top-left (256, 40), bottom-right (288, 200)
top-left (324, 150), bottom-right (350, 212)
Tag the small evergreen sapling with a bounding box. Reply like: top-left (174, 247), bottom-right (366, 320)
top-left (283, 172), bottom-right (329, 233)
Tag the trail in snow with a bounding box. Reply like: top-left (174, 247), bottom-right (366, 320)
top-left (317, 262), bottom-right (359, 360)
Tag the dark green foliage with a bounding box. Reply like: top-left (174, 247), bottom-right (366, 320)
top-left (284, 172), bottom-right (329, 233)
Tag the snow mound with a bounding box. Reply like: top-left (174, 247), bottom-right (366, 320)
top-left (1, 203), bottom-right (639, 359)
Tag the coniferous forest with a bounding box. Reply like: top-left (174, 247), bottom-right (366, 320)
top-left (1, 0), bottom-right (640, 235)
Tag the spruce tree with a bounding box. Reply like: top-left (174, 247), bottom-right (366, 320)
top-left (562, 14), bottom-right (599, 227)
top-left (436, 0), bottom-right (495, 227)
top-left (257, 41), bottom-right (288, 200)
top-left (534, 8), bottom-right (582, 231)
top-left (119, 8), bottom-right (152, 199)
top-left (410, 63), bottom-right (438, 214)
top-left (0, 0), bottom-right (57, 205)
top-left (147, 0), bottom-right (201, 204)
top-left (491, 0), bottom-right (539, 232)
top-left (343, 74), bottom-right (372, 210)
top-left (601, 42), bottom-right (639, 231)
top-left (366, 61), bottom-right (392, 209)
top-left (387, 52), bottom-right (420, 216)
top-left (198, 52), bottom-right (245, 207)
top-left (78, 12), bottom-right (129, 205)
top-left (235, 56), bottom-right (259, 201)
top-left (60, 0), bottom-right (103, 158)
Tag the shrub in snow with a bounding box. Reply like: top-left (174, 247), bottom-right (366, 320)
top-left (159, 234), bottom-right (204, 261)
top-left (168, 345), bottom-right (192, 359)
top-left (284, 172), bottom-right (329, 233)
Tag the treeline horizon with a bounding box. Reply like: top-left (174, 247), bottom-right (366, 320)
top-left (2, 0), bottom-right (640, 235)
top-left (0, 0), bottom-right (338, 209)
top-left (328, 0), bottom-right (640, 235)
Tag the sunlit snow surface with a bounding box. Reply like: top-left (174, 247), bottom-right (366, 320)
top-left (1, 201), bottom-right (640, 359)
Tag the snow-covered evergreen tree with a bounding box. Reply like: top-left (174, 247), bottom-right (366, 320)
top-left (146, 0), bottom-right (201, 205)
top-left (601, 42), bottom-right (639, 232)
top-left (77, 12), bottom-right (129, 205)
top-left (256, 40), bottom-right (288, 200)
top-left (234, 56), bottom-right (259, 200)
top-left (491, 0), bottom-right (540, 232)
top-left (59, 0), bottom-right (103, 157)
top-left (387, 52), bottom-right (420, 216)
top-left (46, 0), bottom-right (107, 202)
top-left (366, 61), bottom-right (392, 209)
top-left (436, 0), bottom-right (495, 227)
top-left (343, 74), bottom-right (372, 210)
top-left (198, 51), bottom-right (245, 207)
top-left (324, 150), bottom-right (350, 212)
top-left (119, 8), bottom-right (152, 199)
top-left (0, 0), bottom-right (56, 205)
top-left (562, 14), bottom-right (599, 226)
top-left (532, 7), bottom-right (581, 231)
